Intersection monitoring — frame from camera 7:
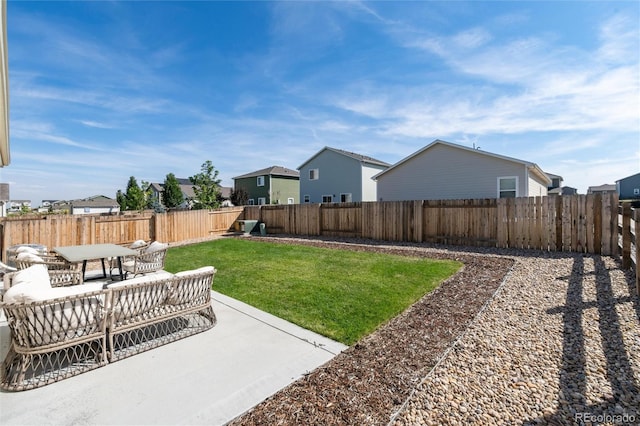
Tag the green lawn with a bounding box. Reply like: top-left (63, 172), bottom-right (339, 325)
top-left (165, 238), bottom-right (461, 345)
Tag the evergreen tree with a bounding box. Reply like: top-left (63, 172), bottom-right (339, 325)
top-left (124, 176), bottom-right (146, 210)
top-left (141, 180), bottom-right (154, 209)
top-left (163, 173), bottom-right (184, 209)
top-left (189, 160), bottom-right (221, 209)
top-left (116, 189), bottom-right (126, 210)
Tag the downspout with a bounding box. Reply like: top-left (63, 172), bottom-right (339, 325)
top-left (524, 165), bottom-right (529, 197)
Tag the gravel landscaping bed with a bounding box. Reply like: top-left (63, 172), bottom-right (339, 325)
top-left (228, 236), bottom-right (640, 426)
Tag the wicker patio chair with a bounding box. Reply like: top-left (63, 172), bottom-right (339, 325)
top-left (118, 241), bottom-right (168, 279)
top-left (13, 252), bottom-right (83, 286)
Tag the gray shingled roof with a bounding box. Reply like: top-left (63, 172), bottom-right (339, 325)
top-left (329, 147), bottom-right (391, 167)
top-left (298, 146), bottom-right (391, 169)
top-left (233, 166), bottom-right (300, 180)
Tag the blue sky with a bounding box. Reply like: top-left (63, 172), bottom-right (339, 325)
top-left (3, 1), bottom-right (639, 206)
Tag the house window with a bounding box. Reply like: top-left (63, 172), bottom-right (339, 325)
top-left (258, 197), bottom-right (266, 205)
top-left (340, 193), bottom-right (352, 203)
top-left (498, 176), bottom-right (518, 198)
top-left (288, 198), bottom-right (295, 204)
top-left (634, 188), bottom-right (639, 195)
top-left (322, 195), bottom-right (333, 203)
top-left (248, 199), bottom-right (255, 205)
top-left (257, 176), bottom-right (265, 187)
top-left (309, 169), bottom-right (319, 180)
top-left (304, 195), bottom-right (310, 203)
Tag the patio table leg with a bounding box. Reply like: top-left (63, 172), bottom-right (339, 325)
top-left (117, 256), bottom-right (125, 281)
top-left (82, 260), bottom-right (88, 280)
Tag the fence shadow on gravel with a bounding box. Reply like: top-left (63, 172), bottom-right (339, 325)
top-left (529, 255), bottom-right (640, 425)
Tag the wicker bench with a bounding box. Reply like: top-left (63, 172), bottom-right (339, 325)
top-left (0, 265), bottom-right (217, 391)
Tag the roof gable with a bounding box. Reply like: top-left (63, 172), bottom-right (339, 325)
top-left (616, 172), bottom-right (640, 183)
top-left (374, 139), bottom-right (551, 184)
top-left (298, 146), bottom-right (390, 170)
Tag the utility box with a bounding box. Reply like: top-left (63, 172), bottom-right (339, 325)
top-left (235, 220), bottom-right (258, 235)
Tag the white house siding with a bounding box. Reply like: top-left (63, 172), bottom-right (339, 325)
top-left (527, 174), bottom-right (548, 197)
top-left (361, 163), bottom-right (387, 202)
top-left (300, 150), bottom-right (363, 203)
top-left (72, 207), bottom-right (120, 215)
top-left (377, 143), bottom-right (530, 201)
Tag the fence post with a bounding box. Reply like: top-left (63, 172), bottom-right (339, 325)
top-left (635, 209), bottom-right (639, 298)
top-left (593, 193), bottom-right (602, 255)
top-left (621, 202), bottom-right (631, 269)
top-left (555, 196), bottom-right (563, 251)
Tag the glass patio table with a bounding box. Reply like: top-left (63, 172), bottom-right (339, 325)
top-left (53, 243), bottom-right (137, 281)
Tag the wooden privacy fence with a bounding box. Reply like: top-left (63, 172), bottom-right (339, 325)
top-left (0, 207), bottom-right (244, 262)
top-left (245, 194), bottom-right (620, 254)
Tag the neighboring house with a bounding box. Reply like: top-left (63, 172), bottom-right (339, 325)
top-left (616, 173), bottom-right (640, 200)
top-left (374, 139), bottom-right (551, 201)
top-left (545, 173), bottom-right (578, 196)
top-left (546, 173), bottom-right (563, 190)
top-left (37, 199), bottom-right (71, 214)
top-left (70, 195), bottom-right (120, 215)
top-left (51, 200), bottom-right (71, 214)
top-left (548, 186), bottom-right (578, 196)
top-left (298, 147), bottom-right (390, 204)
top-left (149, 178), bottom-right (232, 209)
top-left (587, 184), bottom-right (617, 196)
top-left (233, 166), bottom-right (299, 205)
top-left (149, 178), bottom-right (195, 209)
top-left (0, 182), bottom-right (8, 216)
top-left (8, 199), bottom-right (31, 213)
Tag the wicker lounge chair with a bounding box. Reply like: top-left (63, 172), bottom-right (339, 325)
top-left (0, 264), bottom-right (216, 391)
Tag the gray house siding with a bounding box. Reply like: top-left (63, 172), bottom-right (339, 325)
top-left (300, 150), bottom-right (363, 203)
top-left (617, 173), bottom-right (640, 200)
top-left (376, 142), bottom-right (548, 201)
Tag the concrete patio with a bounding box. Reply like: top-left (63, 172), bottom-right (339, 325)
top-left (0, 286), bottom-right (347, 425)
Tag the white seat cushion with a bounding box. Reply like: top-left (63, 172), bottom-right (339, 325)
top-left (16, 252), bottom-right (44, 263)
top-left (145, 241), bottom-right (168, 253)
top-left (15, 246), bottom-right (41, 255)
top-left (174, 266), bottom-right (216, 278)
top-left (3, 265), bottom-right (52, 304)
top-left (130, 240), bottom-right (147, 249)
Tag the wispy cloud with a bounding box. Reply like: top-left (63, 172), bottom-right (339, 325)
top-left (328, 12), bottom-right (639, 140)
